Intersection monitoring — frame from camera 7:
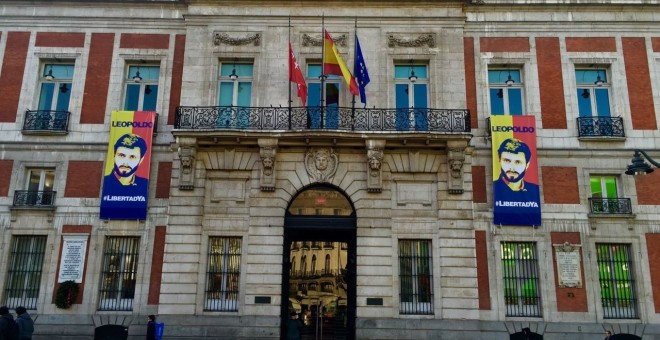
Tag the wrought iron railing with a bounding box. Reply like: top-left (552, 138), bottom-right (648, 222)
top-left (577, 116), bottom-right (625, 138)
top-left (13, 190), bottom-right (56, 207)
top-left (23, 110), bottom-right (70, 133)
top-left (175, 106), bottom-right (470, 132)
top-left (589, 198), bottom-right (632, 215)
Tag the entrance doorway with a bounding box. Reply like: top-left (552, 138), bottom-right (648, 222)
top-left (282, 185), bottom-right (356, 340)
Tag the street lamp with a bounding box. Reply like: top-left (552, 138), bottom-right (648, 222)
top-left (625, 150), bottom-right (660, 176)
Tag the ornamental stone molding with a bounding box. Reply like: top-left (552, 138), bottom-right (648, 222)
top-left (305, 147), bottom-right (338, 183)
top-left (302, 33), bottom-right (347, 47)
top-left (258, 138), bottom-right (278, 192)
top-left (176, 137), bottom-right (197, 190)
top-left (213, 32), bottom-right (261, 46)
top-left (366, 139), bottom-right (385, 193)
top-left (387, 33), bottom-right (436, 48)
top-left (447, 140), bottom-right (468, 194)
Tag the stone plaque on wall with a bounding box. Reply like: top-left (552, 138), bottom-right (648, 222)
top-left (58, 235), bottom-right (88, 283)
top-left (554, 242), bottom-right (582, 288)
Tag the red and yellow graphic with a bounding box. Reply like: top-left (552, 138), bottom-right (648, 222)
top-left (491, 115), bottom-right (541, 226)
top-left (100, 111), bottom-right (156, 220)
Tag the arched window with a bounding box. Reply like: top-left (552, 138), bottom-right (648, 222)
top-left (325, 254), bottom-right (331, 274)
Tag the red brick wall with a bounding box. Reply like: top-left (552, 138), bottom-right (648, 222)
top-left (64, 161), bottom-right (103, 198)
top-left (623, 37), bottom-right (656, 130)
top-left (551, 232), bottom-right (587, 312)
top-left (35, 32), bottom-right (85, 48)
top-left (472, 166), bottom-right (487, 203)
top-left (475, 230), bottom-right (491, 310)
top-left (0, 32), bottom-right (30, 123)
top-left (653, 37), bottom-right (660, 52)
top-left (168, 34), bottom-right (186, 125)
top-left (536, 37), bottom-right (567, 129)
top-left (148, 225), bottom-right (167, 304)
top-left (464, 37), bottom-right (478, 129)
top-left (52, 225), bottom-right (92, 305)
top-left (120, 33), bottom-right (169, 49)
top-left (565, 37), bottom-right (616, 52)
top-left (480, 37), bottom-right (530, 52)
top-left (646, 234), bottom-right (660, 312)
top-left (155, 162), bottom-right (172, 199)
top-left (635, 171), bottom-right (660, 205)
top-left (541, 167), bottom-right (580, 204)
top-left (80, 33), bottom-right (114, 124)
top-left (0, 159), bottom-right (13, 197)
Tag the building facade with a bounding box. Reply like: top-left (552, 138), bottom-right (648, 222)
top-left (0, 0), bottom-right (659, 339)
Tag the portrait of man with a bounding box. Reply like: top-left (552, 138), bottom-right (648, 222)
top-left (103, 133), bottom-right (148, 194)
top-left (494, 138), bottom-right (539, 198)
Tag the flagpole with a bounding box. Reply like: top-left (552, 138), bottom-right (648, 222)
top-left (351, 17), bottom-right (357, 130)
top-left (320, 14), bottom-right (326, 128)
top-left (288, 17), bottom-right (292, 129)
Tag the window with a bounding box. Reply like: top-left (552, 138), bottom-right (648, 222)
top-left (501, 242), bottom-right (542, 317)
top-left (217, 61), bottom-right (253, 128)
top-left (395, 63), bottom-right (428, 131)
top-left (325, 254), bottom-right (331, 274)
top-left (589, 175), bottom-right (631, 214)
top-left (488, 68), bottom-right (523, 115)
top-left (307, 63), bottom-right (340, 129)
top-left (3, 236), bottom-right (47, 309)
top-left (576, 68), bottom-right (611, 117)
top-left (38, 63), bottom-right (73, 112)
top-left (596, 243), bottom-right (638, 319)
top-left (311, 255), bottom-right (317, 274)
top-left (398, 239), bottom-right (433, 315)
top-left (18, 168), bottom-right (55, 206)
top-left (124, 65), bottom-right (159, 111)
top-left (98, 237), bottom-right (139, 311)
top-left (205, 237), bottom-right (241, 312)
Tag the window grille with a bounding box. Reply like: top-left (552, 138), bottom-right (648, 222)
top-left (596, 243), bottom-right (638, 319)
top-left (98, 237), bottom-right (140, 311)
top-left (398, 239), bottom-right (433, 315)
top-left (205, 237), bottom-right (241, 311)
top-left (3, 236), bottom-right (47, 309)
top-left (501, 242), bottom-right (542, 317)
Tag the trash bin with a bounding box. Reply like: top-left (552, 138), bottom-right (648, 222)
top-left (155, 322), bottom-right (164, 340)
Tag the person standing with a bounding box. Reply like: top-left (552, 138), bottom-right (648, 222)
top-left (604, 330), bottom-right (613, 340)
top-left (14, 307), bottom-right (33, 340)
top-left (286, 311), bottom-right (302, 340)
top-left (0, 306), bottom-right (19, 340)
top-left (146, 315), bottom-right (156, 340)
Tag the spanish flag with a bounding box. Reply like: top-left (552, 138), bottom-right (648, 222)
top-left (323, 29), bottom-right (359, 96)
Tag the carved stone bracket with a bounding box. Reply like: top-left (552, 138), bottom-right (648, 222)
top-left (305, 147), bottom-right (338, 183)
top-left (302, 33), bottom-right (347, 47)
top-left (214, 32), bottom-right (261, 46)
top-left (176, 137), bottom-right (197, 190)
top-left (447, 140), bottom-right (467, 194)
top-left (387, 33), bottom-right (436, 48)
top-left (258, 138), bottom-right (278, 192)
top-left (366, 139), bottom-right (386, 193)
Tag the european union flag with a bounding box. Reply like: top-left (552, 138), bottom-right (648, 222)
top-left (354, 35), bottom-right (370, 104)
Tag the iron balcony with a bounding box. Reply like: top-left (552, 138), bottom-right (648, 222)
top-left (22, 110), bottom-right (70, 134)
top-left (577, 116), bottom-right (625, 138)
top-left (13, 190), bottom-right (56, 207)
top-left (175, 106), bottom-right (470, 133)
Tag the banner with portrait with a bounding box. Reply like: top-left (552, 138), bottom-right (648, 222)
top-left (100, 111), bottom-right (156, 220)
top-left (491, 115), bottom-right (541, 226)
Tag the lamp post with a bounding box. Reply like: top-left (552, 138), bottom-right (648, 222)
top-left (625, 150), bottom-right (660, 176)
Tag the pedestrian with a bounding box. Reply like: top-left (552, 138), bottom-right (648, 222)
top-left (286, 311), bottom-right (302, 340)
top-left (146, 315), bottom-right (156, 340)
top-left (0, 306), bottom-right (19, 340)
top-left (14, 307), bottom-right (33, 340)
top-left (604, 330), bottom-right (612, 340)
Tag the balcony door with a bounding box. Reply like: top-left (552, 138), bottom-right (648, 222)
top-left (282, 185), bottom-right (356, 340)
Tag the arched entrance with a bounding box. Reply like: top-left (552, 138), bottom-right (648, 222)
top-left (281, 185), bottom-right (356, 340)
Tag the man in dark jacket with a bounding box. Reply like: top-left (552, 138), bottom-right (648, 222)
top-left (146, 315), bottom-right (156, 340)
top-left (0, 306), bottom-right (19, 340)
top-left (14, 307), bottom-right (33, 340)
